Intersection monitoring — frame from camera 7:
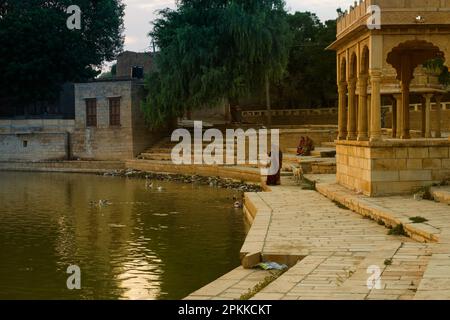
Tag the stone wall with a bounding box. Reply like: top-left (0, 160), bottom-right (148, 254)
top-left (116, 51), bottom-right (153, 78)
top-left (0, 160), bottom-right (124, 173)
top-left (0, 132), bottom-right (69, 161)
top-left (0, 119), bottom-right (75, 134)
top-left (337, 140), bottom-right (450, 196)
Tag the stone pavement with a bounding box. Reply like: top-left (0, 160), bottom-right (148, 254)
top-left (185, 267), bottom-right (273, 300)
top-left (306, 174), bottom-right (450, 299)
top-left (186, 175), bottom-right (450, 300)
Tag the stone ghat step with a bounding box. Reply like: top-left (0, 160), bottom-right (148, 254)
top-left (430, 186), bottom-right (450, 205)
top-left (125, 159), bottom-right (262, 183)
top-left (285, 147), bottom-right (336, 158)
top-left (184, 267), bottom-right (273, 300)
top-left (251, 242), bottom-right (431, 300)
top-left (138, 153), bottom-right (264, 166)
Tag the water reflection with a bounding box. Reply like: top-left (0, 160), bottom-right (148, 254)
top-left (0, 172), bottom-right (247, 300)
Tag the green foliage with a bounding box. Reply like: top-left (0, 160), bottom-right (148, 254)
top-left (388, 224), bottom-right (407, 236)
top-left (271, 12), bottom-right (337, 108)
top-left (142, 0), bottom-right (293, 128)
top-left (409, 216), bottom-right (429, 224)
top-left (0, 0), bottom-right (125, 105)
top-left (423, 58), bottom-right (450, 87)
top-left (98, 64), bottom-right (117, 79)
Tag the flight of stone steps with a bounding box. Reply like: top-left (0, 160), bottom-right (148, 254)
top-left (136, 135), bottom-right (337, 176)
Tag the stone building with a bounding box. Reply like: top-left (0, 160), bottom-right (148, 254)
top-left (116, 51), bottom-right (154, 78)
top-left (328, 0), bottom-right (450, 196)
top-left (72, 78), bottom-right (161, 161)
top-left (0, 51), bottom-right (163, 162)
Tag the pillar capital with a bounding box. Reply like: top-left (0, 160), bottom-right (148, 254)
top-left (338, 82), bottom-right (347, 93)
top-left (369, 69), bottom-right (382, 79)
top-left (347, 79), bottom-right (357, 89)
top-left (422, 93), bottom-right (434, 100)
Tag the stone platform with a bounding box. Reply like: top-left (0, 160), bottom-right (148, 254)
top-left (187, 175), bottom-right (450, 300)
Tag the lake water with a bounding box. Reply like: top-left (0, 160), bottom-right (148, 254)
top-left (0, 171), bottom-right (248, 300)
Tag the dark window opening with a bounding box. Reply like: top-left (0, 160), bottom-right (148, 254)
top-left (131, 66), bottom-right (144, 79)
top-left (109, 98), bottom-right (121, 126)
top-left (23, 140), bottom-right (28, 148)
top-left (85, 99), bottom-right (97, 127)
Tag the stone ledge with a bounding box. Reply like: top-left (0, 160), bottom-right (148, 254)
top-left (0, 160), bottom-right (125, 173)
top-left (337, 138), bottom-right (450, 148)
top-left (310, 178), bottom-right (441, 243)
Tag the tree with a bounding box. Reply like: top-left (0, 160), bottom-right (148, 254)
top-left (0, 0), bottom-right (125, 107)
top-left (98, 63), bottom-right (117, 79)
top-left (142, 0), bottom-right (292, 128)
top-left (273, 12), bottom-right (337, 108)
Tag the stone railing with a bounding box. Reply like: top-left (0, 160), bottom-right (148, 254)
top-left (382, 102), bottom-right (450, 113)
top-left (242, 108), bottom-right (338, 117)
top-left (337, 0), bottom-right (371, 37)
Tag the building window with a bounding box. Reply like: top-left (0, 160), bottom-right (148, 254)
top-left (131, 66), bottom-right (144, 79)
top-left (109, 98), bottom-right (121, 126)
top-left (85, 99), bottom-right (97, 127)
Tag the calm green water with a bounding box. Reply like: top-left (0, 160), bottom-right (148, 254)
top-left (0, 171), bottom-right (248, 300)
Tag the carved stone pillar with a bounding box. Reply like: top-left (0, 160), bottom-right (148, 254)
top-left (357, 76), bottom-right (369, 141)
top-left (370, 70), bottom-right (382, 141)
top-left (338, 82), bottom-right (348, 140)
top-left (347, 80), bottom-right (357, 140)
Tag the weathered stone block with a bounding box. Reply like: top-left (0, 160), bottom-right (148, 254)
top-left (399, 170), bottom-right (432, 181)
top-left (373, 159), bottom-right (407, 170)
top-left (372, 170), bottom-right (399, 182)
top-left (432, 170), bottom-right (450, 181)
top-left (443, 159), bottom-right (450, 169)
top-left (408, 147), bottom-right (429, 159)
top-left (370, 148), bottom-right (395, 159)
top-left (407, 159), bottom-right (423, 169)
top-left (394, 147), bottom-right (408, 159)
top-left (423, 158), bottom-right (442, 169)
top-left (429, 147), bottom-right (449, 159)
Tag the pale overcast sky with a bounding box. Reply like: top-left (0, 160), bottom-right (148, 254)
top-left (122, 0), bottom-right (356, 52)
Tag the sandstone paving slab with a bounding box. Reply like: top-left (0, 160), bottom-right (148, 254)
top-left (185, 267), bottom-right (272, 300)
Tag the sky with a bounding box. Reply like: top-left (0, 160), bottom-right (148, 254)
top-left (122, 0), bottom-right (357, 52)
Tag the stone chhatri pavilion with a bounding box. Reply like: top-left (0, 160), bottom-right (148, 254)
top-left (328, 0), bottom-right (450, 196)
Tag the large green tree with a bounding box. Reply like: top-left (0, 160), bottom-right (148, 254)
top-left (0, 0), bottom-right (124, 106)
top-left (274, 12), bottom-right (337, 108)
top-left (142, 0), bottom-right (292, 128)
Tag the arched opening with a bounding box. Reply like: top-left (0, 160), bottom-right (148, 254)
top-left (360, 46), bottom-right (370, 76)
top-left (340, 58), bottom-right (347, 83)
top-left (349, 53), bottom-right (358, 81)
top-left (387, 40), bottom-right (446, 139)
